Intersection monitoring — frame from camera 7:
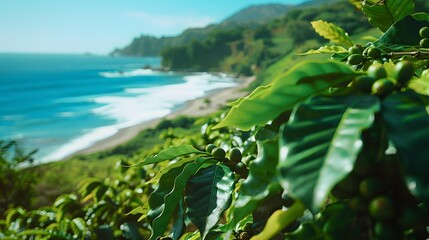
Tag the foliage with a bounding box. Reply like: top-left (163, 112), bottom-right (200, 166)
top-left (137, 0), bottom-right (429, 239)
top-left (161, 0), bottom-right (373, 75)
top-left (111, 4), bottom-right (293, 57)
top-left (3, 0), bottom-right (429, 240)
top-left (0, 141), bottom-right (37, 216)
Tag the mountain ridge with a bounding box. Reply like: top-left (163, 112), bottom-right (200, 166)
top-left (111, 0), bottom-right (339, 57)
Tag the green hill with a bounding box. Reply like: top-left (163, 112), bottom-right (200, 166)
top-left (220, 3), bottom-right (293, 26)
top-left (110, 0), bottom-right (341, 57)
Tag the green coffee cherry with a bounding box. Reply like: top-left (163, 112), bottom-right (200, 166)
top-left (211, 147), bottom-right (226, 160)
top-left (234, 162), bottom-right (248, 178)
top-left (420, 38), bottom-right (429, 48)
top-left (420, 27), bottom-right (429, 38)
top-left (371, 78), bottom-right (395, 97)
top-left (367, 47), bottom-right (382, 58)
top-left (351, 76), bottom-right (375, 93)
top-left (229, 148), bottom-right (242, 163)
top-left (205, 144), bottom-right (217, 153)
top-left (348, 196), bottom-right (367, 212)
top-left (348, 45), bottom-right (363, 54)
top-left (369, 196), bottom-right (396, 221)
top-left (422, 69), bottom-right (429, 77)
top-left (394, 60), bottom-right (414, 85)
top-left (367, 64), bottom-right (387, 80)
top-left (359, 177), bottom-right (384, 199)
top-left (347, 54), bottom-right (364, 65)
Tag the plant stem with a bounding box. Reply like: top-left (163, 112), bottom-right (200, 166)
top-left (385, 50), bottom-right (429, 60)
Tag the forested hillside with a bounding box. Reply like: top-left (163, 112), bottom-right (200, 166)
top-left (160, 0), bottom-right (372, 74)
top-left (110, 0), bottom-right (341, 57)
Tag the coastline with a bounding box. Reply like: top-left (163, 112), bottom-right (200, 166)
top-left (69, 75), bottom-right (255, 157)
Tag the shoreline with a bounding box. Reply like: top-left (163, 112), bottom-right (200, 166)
top-left (68, 75), bottom-right (255, 157)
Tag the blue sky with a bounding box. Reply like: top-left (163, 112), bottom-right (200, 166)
top-left (0, 0), bottom-right (306, 54)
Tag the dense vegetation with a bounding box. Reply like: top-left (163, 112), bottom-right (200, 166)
top-left (160, 0), bottom-right (372, 75)
top-left (110, 3), bottom-right (295, 57)
top-left (2, 0), bottom-right (429, 239)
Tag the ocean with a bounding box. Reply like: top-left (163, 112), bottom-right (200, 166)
top-left (0, 53), bottom-right (237, 163)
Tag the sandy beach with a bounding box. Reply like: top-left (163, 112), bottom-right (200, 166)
top-left (70, 75), bottom-right (255, 157)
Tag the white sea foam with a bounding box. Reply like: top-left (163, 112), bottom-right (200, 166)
top-left (99, 69), bottom-right (157, 78)
top-left (40, 126), bottom-right (119, 162)
top-left (41, 72), bottom-right (237, 162)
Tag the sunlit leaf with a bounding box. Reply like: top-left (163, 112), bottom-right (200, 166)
top-left (362, 0), bottom-right (414, 32)
top-left (409, 76), bottom-right (429, 97)
top-left (215, 60), bottom-right (359, 130)
top-left (71, 218), bottom-right (86, 235)
top-left (135, 145), bottom-right (207, 166)
top-left (298, 45), bottom-right (348, 55)
top-left (127, 205), bottom-right (149, 216)
top-left (311, 20), bottom-right (354, 47)
top-left (349, 0), bottom-right (362, 10)
top-left (251, 202), bottom-right (306, 240)
top-left (185, 164), bottom-right (235, 239)
top-left (278, 95), bottom-right (379, 212)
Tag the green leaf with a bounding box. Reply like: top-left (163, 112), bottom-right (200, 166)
top-left (251, 202), bottom-right (306, 240)
top-left (94, 185), bottom-right (108, 202)
top-left (409, 76), bottom-right (429, 97)
top-left (298, 45), bottom-right (348, 55)
top-left (230, 137), bottom-right (281, 228)
top-left (127, 205), bottom-right (149, 216)
top-left (148, 158), bottom-right (208, 240)
top-left (71, 218), bottom-right (86, 236)
top-left (413, 12), bottom-right (429, 22)
top-left (375, 15), bottom-right (429, 47)
top-left (147, 165), bottom-right (188, 226)
top-left (145, 158), bottom-right (195, 185)
top-left (215, 60), bottom-right (359, 130)
top-left (135, 145), bottom-right (206, 166)
top-left (362, 0), bottom-right (414, 32)
top-left (185, 164), bottom-right (235, 239)
top-left (278, 95), bottom-right (380, 212)
top-left (172, 200), bottom-right (186, 240)
top-left (310, 20), bottom-right (354, 47)
top-left (78, 179), bottom-right (103, 197)
top-left (349, 0), bottom-right (362, 10)
top-left (382, 90), bottom-right (429, 205)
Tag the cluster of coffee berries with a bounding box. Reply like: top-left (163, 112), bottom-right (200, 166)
top-left (346, 44), bottom-right (385, 66)
top-left (328, 141), bottom-right (428, 240)
top-left (205, 144), bottom-right (248, 178)
top-left (419, 27), bottom-right (429, 48)
top-left (350, 60), bottom-right (414, 97)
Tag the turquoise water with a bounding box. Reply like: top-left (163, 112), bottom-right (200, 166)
top-left (0, 53), bottom-right (236, 162)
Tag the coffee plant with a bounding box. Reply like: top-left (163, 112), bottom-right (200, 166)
top-left (132, 0), bottom-right (429, 239)
top-left (1, 0), bottom-right (429, 239)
